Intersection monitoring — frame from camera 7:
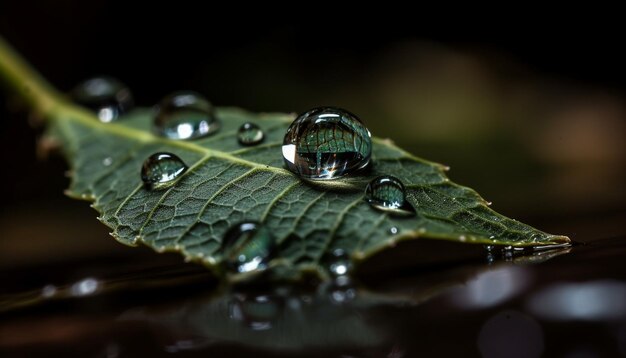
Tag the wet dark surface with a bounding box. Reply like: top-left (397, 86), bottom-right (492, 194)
top-left (1, 237), bottom-right (625, 357)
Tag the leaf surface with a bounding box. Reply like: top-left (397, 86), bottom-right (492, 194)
top-left (48, 107), bottom-right (569, 278)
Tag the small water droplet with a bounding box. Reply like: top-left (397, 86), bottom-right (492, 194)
top-left (489, 235), bottom-right (496, 239)
top-left (102, 157), bottom-right (113, 166)
top-left (71, 76), bottom-right (133, 122)
top-left (222, 222), bottom-right (274, 274)
top-left (238, 122), bottom-right (264, 146)
top-left (365, 176), bottom-right (415, 216)
top-left (71, 277), bottom-right (99, 296)
top-left (154, 91), bottom-right (220, 140)
top-left (328, 249), bottom-right (352, 277)
top-left (140, 152), bottom-right (187, 190)
top-left (390, 226), bottom-right (399, 235)
top-left (282, 107), bottom-right (371, 180)
top-left (484, 245), bottom-right (495, 251)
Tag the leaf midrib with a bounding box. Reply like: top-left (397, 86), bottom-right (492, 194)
top-left (54, 105), bottom-right (293, 175)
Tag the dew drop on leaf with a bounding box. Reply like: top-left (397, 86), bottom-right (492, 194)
top-left (154, 91), bottom-right (220, 140)
top-left (140, 152), bottom-right (187, 190)
top-left (237, 122), bottom-right (264, 146)
top-left (71, 76), bottom-right (133, 123)
top-left (222, 222), bottom-right (275, 274)
top-left (365, 176), bottom-right (415, 216)
top-left (282, 107), bottom-right (371, 180)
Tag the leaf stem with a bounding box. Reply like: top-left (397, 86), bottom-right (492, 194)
top-left (0, 36), bottom-right (67, 119)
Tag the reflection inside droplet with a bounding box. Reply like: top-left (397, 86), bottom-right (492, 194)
top-left (365, 176), bottom-right (415, 216)
top-left (140, 152), bottom-right (188, 190)
top-left (238, 122), bottom-right (264, 146)
top-left (282, 107), bottom-right (372, 180)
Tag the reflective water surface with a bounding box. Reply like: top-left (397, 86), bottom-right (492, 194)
top-left (1, 237), bottom-right (625, 357)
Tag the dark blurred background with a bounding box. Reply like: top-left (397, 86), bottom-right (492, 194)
top-left (0, 3), bottom-right (625, 269)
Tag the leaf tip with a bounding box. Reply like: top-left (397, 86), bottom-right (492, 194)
top-left (550, 234), bottom-right (571, 244)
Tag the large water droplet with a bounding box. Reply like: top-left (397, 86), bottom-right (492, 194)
top-left (222, 222), bottom-right (274, 274)
top-left (238, 122), bottom-right (264, 146)
top-left (328, 249), bottom-right (352, 277)
top-left (154, 91), bottom-right (220, 140)
top-left (71, 76), bottom-right (133, 122)
top-left (365, 176), bottom-right (415, 216)
top-left (141, 152), bottom-right (188, 190)
top-left (282, 107), bottom-right (372, 180)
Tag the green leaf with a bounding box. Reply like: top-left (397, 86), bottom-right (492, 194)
top-left (0, 37), bottom-right (570, 281)
top-left (49, 107), bottom-right (568, 275)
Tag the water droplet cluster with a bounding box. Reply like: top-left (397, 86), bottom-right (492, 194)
top-left (74, 75), bottom-right (460, 280)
